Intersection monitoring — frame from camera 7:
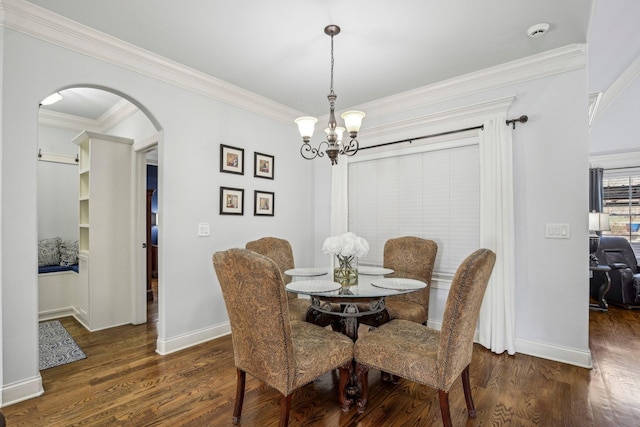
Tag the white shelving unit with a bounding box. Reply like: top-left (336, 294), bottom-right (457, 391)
top-left (73, 131), bottom-right (134, 331)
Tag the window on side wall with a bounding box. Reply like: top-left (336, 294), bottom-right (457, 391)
top-left (602, 171), bottom-right (640, 256)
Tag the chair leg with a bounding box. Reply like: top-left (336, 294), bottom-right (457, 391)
top-left (338, 362), bottom-right (353, 412)
top-left (461, 365), bottom-right (476, 417)
top-left (279, 393), bottom-right (293, 427)
top-left (233, 368), bottom-right (246, 424)
top-left (438, 390), bottom-right (453, 427)
top-left (355, 362), bottom-right (369, 414)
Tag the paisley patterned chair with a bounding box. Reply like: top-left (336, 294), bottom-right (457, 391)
top-left (354, 248), bottom-right (496, 426)
top-left (212, 248), bottom-right (354, 426)
top-left (245, 237), bottom-right (310, 321)
top-left (383, 236), bottom-right (438, 324)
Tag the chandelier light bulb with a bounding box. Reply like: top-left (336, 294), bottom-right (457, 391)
top-left (341, 111), bottom-right (366, 135)
top-left (295, 116), bottom-right (318, 142)
top-left (325, 126), bottom-right (345, 143)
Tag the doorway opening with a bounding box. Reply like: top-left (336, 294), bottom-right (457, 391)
top-left (37, 86), bottom-right (161, 332)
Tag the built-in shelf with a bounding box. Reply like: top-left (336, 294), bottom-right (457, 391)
top-left (73, 130), bottom-right (133, 331)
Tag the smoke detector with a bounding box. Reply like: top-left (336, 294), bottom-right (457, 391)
top-left (527, 23), bottom-right (550, 38)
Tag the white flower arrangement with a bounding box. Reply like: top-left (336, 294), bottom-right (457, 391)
top-left (322, 232), bottom-right (370, 258)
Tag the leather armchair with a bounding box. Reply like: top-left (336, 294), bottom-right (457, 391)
top-left (593, 236), bottom-right (640, 308)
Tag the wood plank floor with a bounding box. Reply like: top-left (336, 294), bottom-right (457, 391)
top-left (3, 291), bottom-right (640, 426)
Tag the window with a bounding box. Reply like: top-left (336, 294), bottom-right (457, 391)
top-left (348, 137), bottom-right (480, 276)
top-left (602, 171), bottom-right (640, 253)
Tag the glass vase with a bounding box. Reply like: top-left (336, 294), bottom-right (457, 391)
top-left (334, 254), bottom-right (358, 287)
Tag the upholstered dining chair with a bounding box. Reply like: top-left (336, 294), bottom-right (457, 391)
top-left (354, 248), bottom-right (496, 427)
top-left (383, 236), bottom-right (437, 324)
top-left (213, 248), bottom-right (354, 426)
top-left (245, 237), bottom-right (310, 321)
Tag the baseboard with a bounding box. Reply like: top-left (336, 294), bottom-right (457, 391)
top-left (515, 338), bottom-right (593, 368)
top-left (426, 319), bottom-right (592, 368)
top-left (38, 307), bottom-right (76, 322)
top-left (2, 375), bottom-right (44, 407)
top-left (155, 322), bottom-right (231, 355)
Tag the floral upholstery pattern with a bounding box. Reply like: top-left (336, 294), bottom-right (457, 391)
top-left (354, 248), bottom-right (496, 423)
top-left (38, 237), bottom-right (62, 267)
top-left (383, 236), bottom-right (437, 324)
top-left (59, 239), bottom-right (79, 266)
top-left (245, 237), bottom-right (310, 321)
top-left (212, 248), bottom-right (353, 420)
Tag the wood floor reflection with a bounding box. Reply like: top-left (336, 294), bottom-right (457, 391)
top-left (3, 292), bottom-right (639, 426)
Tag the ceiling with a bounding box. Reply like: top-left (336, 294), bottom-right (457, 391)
top-left (30, 0), bottom-right (638, 123)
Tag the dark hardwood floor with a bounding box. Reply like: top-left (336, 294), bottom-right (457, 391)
top-left (4, 286), bottom-right (640, 426)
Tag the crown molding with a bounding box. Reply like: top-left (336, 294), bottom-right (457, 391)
top-left (38, 109), bottom-right (103, 132)
top-left (588, 92), bottom-right (602, 126)
top-left (358, 96), bottom-right (515, 146)
top-left (592, 55), bottom-right (640, 124)
top-left (98, 99), bottom-right (139, 131)
top-left (38, 98), bottom-right (138, 132)
top-left (1, 0), bottom-right (302, 124)
top-left (358, 44), bottom-right (585, 119)
top-left (3, 0), bottom-right (585, 127)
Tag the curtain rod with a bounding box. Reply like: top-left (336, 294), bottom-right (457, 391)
top-left (359, 115), bottom-right (528, 152)
top-left (604, 166), bottom-right (640, 171)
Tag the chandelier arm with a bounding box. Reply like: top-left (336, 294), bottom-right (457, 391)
top-left (339, 138), bottom-right (359, 156)
top-left (300, 141), bottom-right (329, 160)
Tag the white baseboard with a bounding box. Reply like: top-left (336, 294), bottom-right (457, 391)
top-left (155, 322), bottom-right (231, 355)
top-left (427, 319), bottom-right (592, 368)
top-left (515, 338), bottom-right (592, 368)
top-left (2, 375), bottom-right (44, 407)
top-left (38, 307), bottom-right (76, 322)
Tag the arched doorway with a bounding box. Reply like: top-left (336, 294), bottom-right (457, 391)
top-left (37, 86), bottom-right (161, 331)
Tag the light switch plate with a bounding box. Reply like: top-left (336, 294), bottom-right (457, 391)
top-left (545, 223), bottom-right (570, 239)
top-left (198, 223), bottom-right (210, 237)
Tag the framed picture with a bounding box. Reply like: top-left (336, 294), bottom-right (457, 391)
top-left (220, 144), bottom-right (244, 175)
top-left (220, 187), bottom-right (244, 215)
top-left (254, 152), bottom-right (274, 179)
top-left (254, 190), bottom-right (274, 216)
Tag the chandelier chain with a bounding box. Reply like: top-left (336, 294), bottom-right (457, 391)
top-left (329, 33), bottom-right (335, 95)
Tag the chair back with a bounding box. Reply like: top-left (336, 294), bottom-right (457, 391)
top-left (246, 237), bottom-right (296, 298)
top-left (436, 248), bottom-right (495, 390)
top-left (597, 236), bottom-right (638, 271)
top-left (213, 248), bottom-right (295, 394)
top-left (383, 236), bottom-right (437, 309)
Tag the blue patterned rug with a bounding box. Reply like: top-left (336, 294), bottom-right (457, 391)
top-left (39, 320), bottom-right (87, 370)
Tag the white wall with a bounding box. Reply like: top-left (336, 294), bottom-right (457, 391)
top-left (37, 127), bottom-right (80, 241)
top-left (1, 29), bottom-right (317, 403)
top-left (589, 77), bottom-right (640, 155)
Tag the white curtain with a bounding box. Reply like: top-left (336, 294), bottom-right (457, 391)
top-left (478, 114), bottom-right (516, 355)
top-left (330, 159), bottom-right (349, 235)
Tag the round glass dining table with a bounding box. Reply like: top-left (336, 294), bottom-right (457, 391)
top-left (285, 267), bottom-right (426, 341)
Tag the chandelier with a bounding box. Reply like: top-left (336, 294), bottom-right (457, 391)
top-left (295, 25), bottom-right (365, 165)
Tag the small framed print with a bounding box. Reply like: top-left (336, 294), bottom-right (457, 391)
top-left (220, 144), bottom-right (244, 175)
top-left (254, 152), bottom-right (274, 179)
top-left (254, 190), bottom-right (274, 216)
top-left (220, 187), bottom-right (244, 215)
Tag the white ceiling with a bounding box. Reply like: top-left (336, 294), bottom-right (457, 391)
top-left (31, 0), bottom-right (639, 122)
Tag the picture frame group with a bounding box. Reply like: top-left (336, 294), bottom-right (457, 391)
top-left (219, 144), bottom-right (275, 216)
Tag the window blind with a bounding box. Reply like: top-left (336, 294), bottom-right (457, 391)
top-left (348, 139), bottom-right (480, 275)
